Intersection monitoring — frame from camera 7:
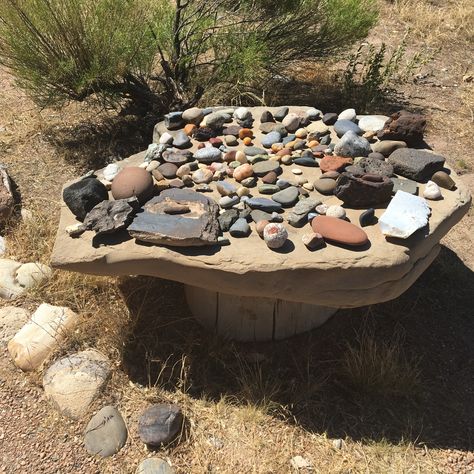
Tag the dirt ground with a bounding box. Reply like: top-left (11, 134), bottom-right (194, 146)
top-left (0, 1), bottom-right (473, 473)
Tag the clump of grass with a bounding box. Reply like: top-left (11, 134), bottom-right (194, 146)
top-left (339, 329), bottom-right (421, 398)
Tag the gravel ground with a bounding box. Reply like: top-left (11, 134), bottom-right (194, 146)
top-left (0, 367), bottom-right (101, 474)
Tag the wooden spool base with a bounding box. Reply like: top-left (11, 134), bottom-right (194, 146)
top-left (185, 285), bottom-right (337, 341)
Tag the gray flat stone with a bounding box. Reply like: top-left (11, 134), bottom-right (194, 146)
top-left (271, 187), bottom-right (299, 207)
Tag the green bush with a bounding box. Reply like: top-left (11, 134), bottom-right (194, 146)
top-left (0, 0), bottom-right (378, 113)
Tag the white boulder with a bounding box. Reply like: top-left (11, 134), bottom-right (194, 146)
top-left (8, 303), bottom-right (78, 371)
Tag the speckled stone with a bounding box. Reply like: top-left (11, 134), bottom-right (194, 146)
top-left (263, 223), bottom-right (288, 249)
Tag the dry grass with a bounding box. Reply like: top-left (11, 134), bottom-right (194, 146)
top-left (391, 0), bottom-right (474, 46)
top-left (340, 327), bottom-right (421, 398)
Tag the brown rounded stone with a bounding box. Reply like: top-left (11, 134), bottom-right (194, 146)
top-left (319, 156), bottom-right (353, 173)
top-left (276, 148), bottom-right (292, 158)
top-left (262, 171), bottom-right (278, 184)
top-left (111, 167), bottom-right (153, 203)
top-left (233, 164), bottom-right (254, 182)
top-left (224, 150), bottom-right (237, 163)
top-left (321, 171), bottom-right (340, 180)
top-left (314, 178), bottom-right (336, 195)
top-left (311, 215), bottom-right (368, 247)
top-left (431, 171), bottom-right (455, 190)
top-left (239, 128), bottom-right (253, 140)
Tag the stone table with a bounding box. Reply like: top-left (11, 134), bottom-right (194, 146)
top-left (51, 107), bottom-right (471, 341)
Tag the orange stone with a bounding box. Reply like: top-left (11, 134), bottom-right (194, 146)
top-left (308, 140), bottom-right (319, 148)
top-left (239, 128), bottom-right (253, 140)
top-left (271, 143), bottom-right (283, 153)
top-left (184, 124), bottom-right (197, 136)
top-left (243, 137), bottom-right (252, 146)
top-left (319, 156), bottom-right (353, 173)
top-left (233, 163), bottom-right (253, 182)
top-left (311, 215), bottom-right (368, 247)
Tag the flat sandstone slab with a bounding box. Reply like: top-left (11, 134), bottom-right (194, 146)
top-left (51, 107), bottom-right (471, 308)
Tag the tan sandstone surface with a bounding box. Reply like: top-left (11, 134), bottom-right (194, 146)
top-left (51, 107), bottom-right (471, 308)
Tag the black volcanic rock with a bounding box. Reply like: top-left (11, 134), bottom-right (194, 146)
top-left (63, 178), bottom-right (108, 221)
top-left (335, 172), bottom-right (394, 207)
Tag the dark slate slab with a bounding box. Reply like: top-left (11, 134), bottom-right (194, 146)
top-left (129, 189), bottom-right (219, 246)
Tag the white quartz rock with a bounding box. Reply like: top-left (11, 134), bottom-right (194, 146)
top-left (8, 303), bottom-right (78, 371)
top-left (234, 107), bottom-right (251, 121)
top-left (159, 132), bottom-right (174, 145)
top-left (102, 163), bottom-right (120, 181)
top-left (423, 180), bottom-right (442, 200)
top-left (379, 190), bottom-right (431, 239)
top-left (357, 115), bottom-right (389, 132)
top-left (338, 108), bottom-right (356, 121)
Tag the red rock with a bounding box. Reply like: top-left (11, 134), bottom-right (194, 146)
top-left (319, 156), bottom-right (353, 173)
top-left (111, 167), bottom-right (154, 203)
top-left (311, 215), bottom-right (368, 247)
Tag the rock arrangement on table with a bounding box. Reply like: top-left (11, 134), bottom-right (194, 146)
top-left (62, 106), bottom-right (456, 251)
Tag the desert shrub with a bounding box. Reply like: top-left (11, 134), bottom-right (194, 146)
top-left (341, 36), bottom-right (435, 110)
top-left (0, 0), bottom-right (378, 114)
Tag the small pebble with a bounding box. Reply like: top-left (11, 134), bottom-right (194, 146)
top-left (291, 168), bottom-right (302, 175)
top-left (256, 220), bottom-right (270, 238)
top-left (302, 232), bottom-right (325, 250)
top-left (359, 208), bottom-right (375, 227)
top-left (423, 180), bottom-right (442, 200)
top-left (315, 204), bottom-right (328, 215)
top-left (326, 205), bottom-right (346, 219)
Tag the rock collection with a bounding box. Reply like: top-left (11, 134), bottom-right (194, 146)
top-left (58, 105), bottom-right (463, 257)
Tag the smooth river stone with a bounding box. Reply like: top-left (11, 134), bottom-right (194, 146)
top-left (371, 140), bottom-right (407, 157)
top-left (193, 147), bottom-right (222, 164)
top-left (333, 120), bottom-right (363, 137)
top-left (378, 190), bottom-right (430, 239)
top-left (311, 216), bottom-right (369, 247)
top-left (246, 198), bottom-right (283, 213)
top-left (430, 170), bottom-right (455, 190)
top-left (252, 160), bottom-right (281, 177)
top-left (314, 178), bottom-right (336, 195)
top-left (258, 184), bottom-right (280, 194)
top-left (244, 146), bottom-right (267, 157)
top-left (271, 186), bottom-right (299, 207)
top-left (84, 406), bottom-right (127, 457)
top-left (261, 131), bottom-right (282, 148)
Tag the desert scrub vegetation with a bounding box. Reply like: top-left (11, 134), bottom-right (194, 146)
top-left (0, 0), bottom-right (377, 114)
top-left (340, 37), bottom-right (435, 110)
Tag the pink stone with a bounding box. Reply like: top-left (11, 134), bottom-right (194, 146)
top-left (311, 215), bottom-right (368, 247)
